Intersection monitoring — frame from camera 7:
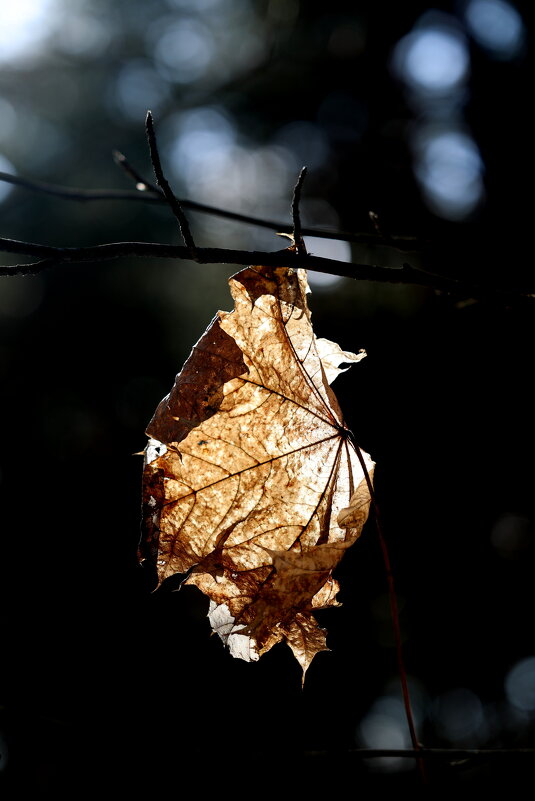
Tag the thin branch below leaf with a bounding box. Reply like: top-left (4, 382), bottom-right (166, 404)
top-left (351, 440), bottom-right (426, 783)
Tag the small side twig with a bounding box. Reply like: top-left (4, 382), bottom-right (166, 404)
top-left (0, 171), bottom-right (160, 204)
top-left (113, 150), bottom-right (161, 196)
top-left (369, 210), bottom-right (385, 237)
top-left (304, 747), bottom-right (535, 761)
top-left (0, 170), bottom-right (423, 252)
top-left (292, 167), bottom-right (307, 256)
top-left (145, 110), bottom-right (197, 259)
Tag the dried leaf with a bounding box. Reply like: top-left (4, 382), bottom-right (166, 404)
top-left (140, 265), bottom-right (375, 679)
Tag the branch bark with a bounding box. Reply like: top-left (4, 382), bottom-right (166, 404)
top-left (1, 236), bottom-right (532, 298)
top-left (305, 747), bottom-right (535, 761)
top-left (0, 170), bottom-right (421, 251)
top-left (145, 110), bottom-right (197, 257)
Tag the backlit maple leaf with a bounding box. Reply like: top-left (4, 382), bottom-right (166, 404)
top-left (139, 265), bottom-right (375, 679)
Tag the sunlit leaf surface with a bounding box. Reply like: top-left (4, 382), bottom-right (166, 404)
top-left (140, 264), bottom-right (374, 678)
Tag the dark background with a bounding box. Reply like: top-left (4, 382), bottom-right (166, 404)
top-left (0, 0), bottom-right (533, 791)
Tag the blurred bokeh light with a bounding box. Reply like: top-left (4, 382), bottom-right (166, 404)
top-left (463, 0), bottom-right (525, 59)
top-left (431, 687), bottom-right (488, 745)
top-left (392, 19), bottom-right (469, 97)
top-left (0, 0), bottom-right (59, 63)
top-left (412, 126), bottom-right (485, 219)
top-left (505, 657), bottom-right (535, 714)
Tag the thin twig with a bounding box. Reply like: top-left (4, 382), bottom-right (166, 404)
top-left (378, 514), bottom-right (428, 781)
top-left (304, 747), bottom-right (535, 760)
top-left (3, 257), bottom-right (60, 275)
top-left (0, 237), bottom-right (532, 298)
top-left (145, 111), bottom-right (197, 258)
top-left (0, 170), bottom-right (160, 203)
top-left (0, 170), bottom-right (422, 251)
top-left (292, 167), bottom-right (307, 256)
top-left (368, 211), bottom-right (383, 236)
top-left (112, 150), bottom-right (161, 195)
top-left (351, 442), bottom-right (427, 784)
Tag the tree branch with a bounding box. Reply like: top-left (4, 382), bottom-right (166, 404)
top-left (0, 236), bottom-right (531, 298)
top-left (0, 239), bottom-right (460, 287)
top-left (0, 170), bottom-right (421, 252)
top-left (112, 149), bottom-right (161, 196)
top-left (291, 166), bottom-right (307, 256)
top-left (145, 111), bottom-right (197, 258)
top-left (304, 747), bottom-right (535, 761)
top-left (0, 169), bottom-right (162, 203)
